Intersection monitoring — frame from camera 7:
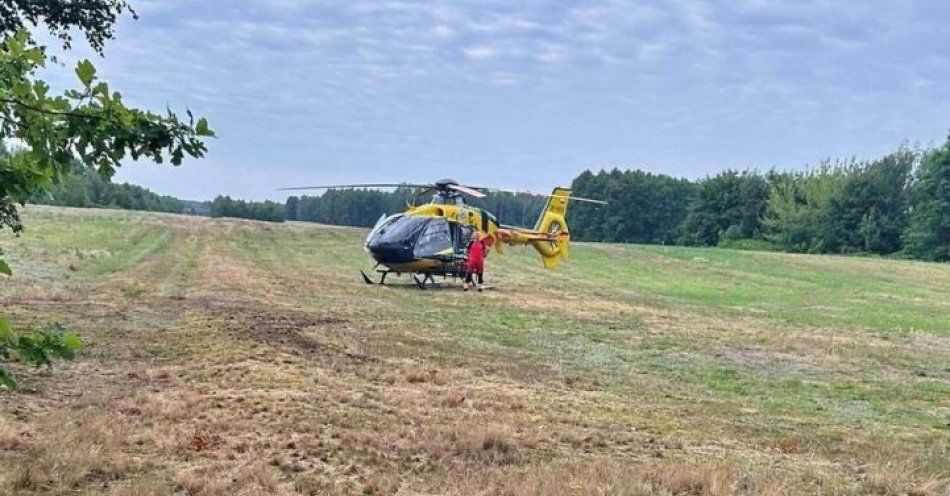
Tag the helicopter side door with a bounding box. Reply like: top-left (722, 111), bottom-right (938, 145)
top-left (413, 218), bottom-right (453, 259)
top-left (452, 222), bottom-right (473, 257)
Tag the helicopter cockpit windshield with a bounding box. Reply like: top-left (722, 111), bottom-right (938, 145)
top-left (366, 213), bottom-right (395, 245)
top-left (368, 215), bottom-right (428, 246)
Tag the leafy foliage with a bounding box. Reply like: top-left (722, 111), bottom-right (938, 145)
top-left (0, 0), bottom-right (135, 54)
top-left (0, 193), bottom-right (20, 233)
top-left (817, 150), bottom-right (915, 254)
top-left (0, 318), bottom-right (82, 390)
top-left (29, 160), bottom-right (185, 213)
top-left (715, 237), bottom-right (778, 251)
top-left (1, 31), bottom-right (213, 234)
top-left (211, 196), bottom-right (285, 222)
top-left (763, 150), bottom-right (917, 255)
top-left (569, 169), bottom-right (694, 244)
top-left (0, 3), bottom-right (212, 390)
top-left (288, 188), bottom-right (408, 227)
top-left (904, 141), bottom-right (950, 261)
top-left (764, 162), bottom-right (852, 252)
top-left (285, 195), bottom-right (299, 221)
top-left (680, 170), bottom-right (770, 246)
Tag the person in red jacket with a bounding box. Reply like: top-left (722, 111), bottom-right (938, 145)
top-left (463, 231), bottom-right (486, 291)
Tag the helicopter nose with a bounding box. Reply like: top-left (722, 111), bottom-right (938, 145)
top-left (367, 241), bottom-right (415, 264)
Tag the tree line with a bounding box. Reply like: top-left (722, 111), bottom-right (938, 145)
top-left (286, 187), bottom-right (416, 227)
top-left (23, 139), bottom-right (950, 263)
top-left (29, 163), bottom-right (185, 214)
top-left (571, 140), bottom-right (950, 261)
top-left (210, 195), bottom-right (285, 222)
top-left (284, 188), bottom-right (548, 228)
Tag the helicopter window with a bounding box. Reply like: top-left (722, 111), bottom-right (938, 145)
top-left (455, 224), bottom-right (473, 255)
top-left (371, 215), bottom-right (428, 245)
top-left (414, 218), bottom-right (452, 258)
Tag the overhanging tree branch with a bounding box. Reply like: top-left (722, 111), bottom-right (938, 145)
top-left (2, 97), bottom-right (106, 119)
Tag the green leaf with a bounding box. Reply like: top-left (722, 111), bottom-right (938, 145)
top-left (0, 317), bottom-right (11, 341)
top-left (15, 335), bottom-right (49, 367)
top-left (61, 333), bottom-right (83, 352)
top-left (0, 368), bottom-right (16, 391)
top-left (93, 81), bottom-right (109, 97)
top-left (195, 118), bottom-right (213, 137)
top-left (0, 32), bottom-right (212, 236)
top-left (76, 59), bottom-right (96, 86)
top-left (0, 259), bottom-right (11, 276)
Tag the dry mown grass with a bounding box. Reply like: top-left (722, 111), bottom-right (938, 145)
top-left (1, 207), bottom-right (947, 495)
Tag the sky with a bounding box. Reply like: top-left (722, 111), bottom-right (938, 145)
top-left (39, 0), bottom-right (950, 201)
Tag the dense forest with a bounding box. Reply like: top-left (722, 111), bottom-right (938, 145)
top-left (572, 143), bottom-right (950, 261)
top-left (210, 196), bottom-right (285, 222)
top-left (569, 169), bottom-right (695, 244)
top-left (29, 163), bottom-right (185, 214)
top-left (22, 139), bottom-right (950, 262)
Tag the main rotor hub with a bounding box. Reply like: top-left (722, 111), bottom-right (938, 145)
top-left (433, 178), bottom-right (459, 191)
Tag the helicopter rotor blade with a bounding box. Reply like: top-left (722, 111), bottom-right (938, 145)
top-left (483, 188), bottom-right (607, 204)
top-left (277, 183), bottom-right (432, 191)
top-left (562, 196), bottom-right (607, 205)
top-left (448, 184), bottom-right (487, 198)
top-left (277, 181), bottom-right (605, 203)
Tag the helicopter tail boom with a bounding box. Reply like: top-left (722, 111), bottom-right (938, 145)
top-left (495, 187), bottom-right (572, 268)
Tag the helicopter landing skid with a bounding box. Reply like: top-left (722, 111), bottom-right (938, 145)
top-left (412, 273), bottom-right (438, 290)
top-left (360, 268), bottom-right (454, 289)
top-left (360, 269), bottom-right (391, 285)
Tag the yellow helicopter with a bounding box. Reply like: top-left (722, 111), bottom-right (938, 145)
top-left (280, 179), bottom-right (605, 289)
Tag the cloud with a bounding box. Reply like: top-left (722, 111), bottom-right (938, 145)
top-left (463, 45), bottom-right (499, 61)
top-left (430, 25), bottom-right (456, 39)
top-left (45, 0), bottom-right (946, 200)
top-left (488, 72), bottom-right (519, 87)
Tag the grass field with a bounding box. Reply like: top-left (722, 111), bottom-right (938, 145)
top-left (1, 206), bottom-right (948, 495)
